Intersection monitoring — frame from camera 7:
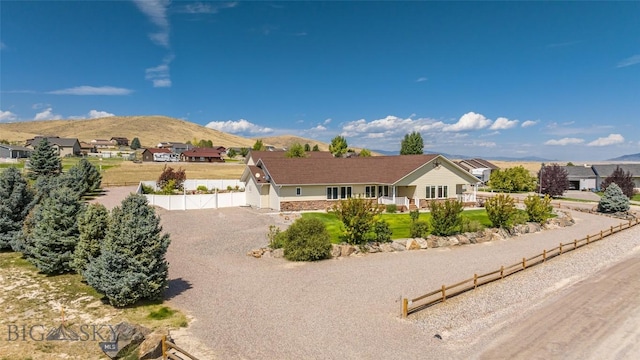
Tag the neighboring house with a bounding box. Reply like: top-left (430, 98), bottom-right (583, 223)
top-left (141, 148), bottom-right (178, 162)
top-left (241, 152), bottom-right (480, 211)
top-left (560, 165), bottom-right (598, 191)
top-left (455, 158), bottom-right (499, 183)
top-left (79, 142), bottom-right (97, 155)
top-left (0, 144), bottom-right (33, 159)
top-left (157, 142), bottom-right (194, 154)
top-left (25, 136), bottom-right (81, 157)
top-left (180, 148), bottom-right (224, 163)
top-left (91, 139), bottom-right (114, 148)
top-left (592, 164), bottom-right (640, 191)
top-left (110, 137), bottom-right (129, 146)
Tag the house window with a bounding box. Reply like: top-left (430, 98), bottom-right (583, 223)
top-left (327, 186), bottom-right (352, 200)
top-left (378, 186), bottom-right (389, 197)
top-left (426, 185), bottom-right (448, 199)
top-left (296, 187), bottom-right (302, 196)
top-left (365, 185), bottom-right (376, 198)
top-left (438, 185), bottom-right (448, 198)
top-left (426, 186), bottom-right (436, 199)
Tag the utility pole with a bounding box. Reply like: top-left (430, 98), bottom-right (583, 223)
top-left (539, 163), bottom-right (545, 196)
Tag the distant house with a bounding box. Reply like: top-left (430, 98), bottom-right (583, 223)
top-left (79, 142), bottom-right (97, 155)
top-left (455, 158), bottom-right (499, 183)
top-left (25, 136), bottom-right (81, 157)
top-left (141, 148), bottom-right (178, 162)
top-left (561, 165), bottom-right (598, 191)
top-left (110, 137), bottom-right (129, 146)
top-left (241, 151), bottom-right (480, 211)
top-left (180, 148), bottom-right (224, 163)
top-left (91, 139), bottom-right (114, 148)
top-left (592, 164), bottom-right (640, 191)
top-left (0, 144), bottom-right (33, 159)
top-left (157, 142), bottom-right (194, 154)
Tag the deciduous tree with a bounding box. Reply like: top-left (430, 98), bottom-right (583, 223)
top-left (329, 135), bottom-right (348, 157)
top-left (489, 166), bottom-right (537, 192)
top-left (400, 131), bottom-right (424, 155)
top-left (538, 163), bottom-right (569, 197)
top-left (252, 139), bottom-right (265, 151)
top-left (285, 143), bottom-right (307, 158)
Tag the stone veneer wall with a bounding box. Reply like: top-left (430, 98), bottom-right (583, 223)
top-left (280, 200), bottom-right (335, 212)
top-left (418, 199), bottom-right (476, 208)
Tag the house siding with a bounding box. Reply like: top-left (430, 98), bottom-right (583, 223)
top-left (245, 179), bottom-right (262, 208)
top-left (397, 162), bottom-right (472, 198)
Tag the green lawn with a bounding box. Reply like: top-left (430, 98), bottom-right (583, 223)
top-left (302, 209), bottom-right (493, 243)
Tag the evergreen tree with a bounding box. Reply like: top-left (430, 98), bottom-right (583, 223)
top-left (601, 166), bottom-right (635, 199)
top-left (400, 131), bottom-right (424, 155)
top-left (304, 143), bottom-right (311, 152)
top-left (240, 147), bottom-right (249, 157)
top-left (0, 168), bottom-right (35, 249)
top-left (85, 194), bottom-right (170, 306)
top-left (71, 203), bottom-right (109, 277)
top-left (130, 137), bottom-right (141, 150)
top-left (252, 139), bottom-right (265, 151)
top-left (329, 135), bottom-right (348, 157)
top-left (28, 138), bottom-right (62, 179)
top-left (29, 187), bottom-right (84, 274)
top-left (285, 143), bottom-right (307, 158)
top-left (598, 183), bottom-right (630, 213)
top-left (227, 148), bottom-right (237, 158)
top-left (312, 144), bottom-right (320, 151)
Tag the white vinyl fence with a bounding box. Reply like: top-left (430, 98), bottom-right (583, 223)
top-left (137, 179), bottom-right (247, 210)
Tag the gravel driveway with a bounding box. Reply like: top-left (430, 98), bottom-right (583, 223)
top-left (150, 205), bottom-right (637, 359)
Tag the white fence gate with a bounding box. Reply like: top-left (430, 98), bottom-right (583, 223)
top-left (138, 180), bottom-right (247, 210)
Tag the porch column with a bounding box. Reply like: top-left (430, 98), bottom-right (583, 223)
top-left (392, 186), bottom-right (396, 202)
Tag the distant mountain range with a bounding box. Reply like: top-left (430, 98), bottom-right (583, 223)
top-left (373, 149), bottom-right (552, 162)
top-left (608, 153), bottom-right (640, 161)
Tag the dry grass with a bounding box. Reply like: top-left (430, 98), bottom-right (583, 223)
top-left (257, 135), bottom-right (330, 151)
top-left (489, 161), bottom-right (544, 176)
top-left (101, 161), bottom-right (245, 186)
top-left (0, 252), bottom-right (188, 360)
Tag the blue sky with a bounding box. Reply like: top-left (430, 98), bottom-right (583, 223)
top-left (1, 1), bottom-right (639, 160)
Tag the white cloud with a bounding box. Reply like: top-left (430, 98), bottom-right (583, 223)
top-left (489, 117), bottom-right (519, 130)
top-left (617, 55), bottom-right (640, 68)
top-left (0, 110), bottom-right (18, 122)
top-left (415, 77), bottom-right (428, 82)
top-left (443, 112), bottom-right (492, 132)
top-left (182, 1), bottom-right (237, 14)
top-left (133, 0), bottom-right (170, 47)
top-left (48, 86), bottom-right (133, 95)
top-left (88, 110), bottom-right (115, 118)
top-left (323, 118), bottom-right (332, 125)
top-left (34, 108), bottom-right (62, 121)
top-left (205, 119), bottom-right (274, 134)
top-left (310, 125), bottom-right (326, 131)
top-left (521, 120), bottom-right (538, 128)
top-left (544, 137), bottom-right (585, 146)
top-left (587, 134), bottom-right (624, 147)
top-left (341, 115), bottom-right (446, 137)
top-left (145, 56), bottom-right (173, 87)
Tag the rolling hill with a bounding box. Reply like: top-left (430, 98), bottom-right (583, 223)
top-left (608, 153), bottom-right (640, 161)
top-left (255, 135), bottom-right (330, 151)
top-left (0, 116), bottom-right (255, 148)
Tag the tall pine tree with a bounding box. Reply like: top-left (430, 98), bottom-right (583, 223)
top-left (0, 168), bottom-right (35, 249)
top-left (29, 187), bottom-right (84, 274)
top-left (85, 194), bottom-right (170, 307)
top-left (28, 138), bottom-right (62, 179)
top-left (59, 159), bottom-right (102, 198)
top-left (400, 131), bottom-right (424, 155)
top-left (71, 203), bottom-right (109, 277)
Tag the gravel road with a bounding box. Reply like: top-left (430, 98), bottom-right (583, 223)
top-left (146, 204), bottom-right (639, 359)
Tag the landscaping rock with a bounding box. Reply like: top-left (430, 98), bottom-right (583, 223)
top-left (416, 238), bottom-right (429, 249)
top-left (102, 322), bottom-right (151, 360)
top-left (330, 244), bottom-right (342, 258)
top-left (406, 239), bottom-right (421, 250)
top-left (340, 244), bottom-right (357, 257)
top-left (138, 331), bottom-right (170, 360)
top-left (457, 235), bottom-right (470, 245)
top-left (272, 249), bottom-right (284, 258)
top-left (426, 237), bottom-right (438, 248)
top-left (390, 241), bottom-right (406, 251)
top-left (379, 243), bottom-right (395, 252)
top-left (249, 249), bottom-right (263, 258)
top-left (366, 243), bottom-right (381, 253)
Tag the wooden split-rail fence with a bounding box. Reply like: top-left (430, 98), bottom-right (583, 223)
top-left (402, 217), bottom-right (640, 318)
top-left (162, 335), bottom-right (199, 360)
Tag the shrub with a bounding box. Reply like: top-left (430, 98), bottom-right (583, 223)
top-left (266, 225), bottom-right (286, 249)
top-left (372, 220), bottom-right (392, 243)
top-left (410, 220), bottom-right (430, 238)
top-left (512, 210), bottom-right (529, 226)
top-left (429, 199), bottom-right (464, 236)
top-left (331, 197), bottom-right (382, 245)
top-left (282, 217), bottom-right (332, 261)
top-left (524, 195), bottom-right (553, 223)
top-left (598, 183), bottom-right (630, 213)
top-left (461, 218), bottom-right (484, 233)
top-left (85, 194), bottom-right (170, 307)
top-left (196, 185), bottom-right (209, 193)
top-left (385, 204), bottom-right (397, 213)
top-left (484, 194), bottom-right (517, 229)
top-left (141, 184), bottom-right (155, 194)
top-left (409, 209), bottom-right (420, 222)
top-left (156, 165), bottom-right (185, 191)
top-left (161, 179), bottom-right (177, 195)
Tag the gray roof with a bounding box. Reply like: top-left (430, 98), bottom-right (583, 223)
top-left (592, 164), bottom-right (640, 177)
top-left (0, 144), bottom-right (33, 152)
top-left (561, 165), bottom-right (596, 179)
top-left (27, 136), bottom-right (79, 148)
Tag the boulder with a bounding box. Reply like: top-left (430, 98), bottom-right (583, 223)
top-left (436, 237), bottom-right (451, 247)
top-left (330, 244), bottom-right (342, 258)
top-left (379, 243), bottom-right (395, 252)
top-left (272, 248), bottom-right (284, 258)
top-left (457, 235), bottom-right (470, 245)
top-left (426, 237), bottom-right (439, 248)
top-left (249, 249), bottom-right (263, 258)
top-left (367, 243), bottom-right (381, 253)
top-left (340, 244), bottom-right (357, 257)
top-left (138, 332), bottom-right (170, 360)
top-left (448, 236), bottom-right (460, 246)
top-left (416, 238), bottom-right (429, 249)
top-left (102, 322), bottom-right (151, 360)
top-left (405, 239), bottom-right (421, 250)
top-left (390, 241), bottom-right (406, 251)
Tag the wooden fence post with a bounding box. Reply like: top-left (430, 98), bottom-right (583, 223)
top-left (474, 274), bottom-right (478, 289)
top-left (162, 335), bottom-right (167, 360)
top-left (574, 239), bottom-right (577, 249)
top-left (402, 298), bottom-right (408, 319)
top-left (559, 243), bottom-right (563, 255)
top-left (522, 257), bottom-right (526, 269)
top-left (543, 249), bottom-right (546, 262)
top-left (611, 225), bottom-right (614, 234)
top-left (598, 232), bottom-right (601, 241)
top-left (500, 266), bottom-right (504, 279)
top-left (619, 223), bottom-right (623, 231)
top-left (441, 285), bottom-right (446, 303)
